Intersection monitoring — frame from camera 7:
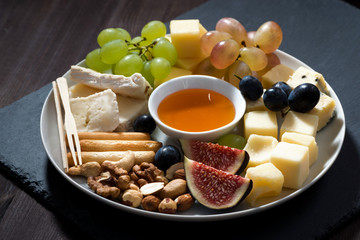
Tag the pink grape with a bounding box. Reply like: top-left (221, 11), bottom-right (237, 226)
top-left (238, 47), bottom-right (268, 71)
top-left (210, 39), bottom-right (240, 69)
top-left (200, 30), bottom-right (232, 56)
top-left (193, 57), bottom-right (227, 79)
top-left (216, 17), bottom-right (248, 47)
top-left (254, 21), bottom-right (283, 53)
top-left (225, 60), bottom-right (252, 87)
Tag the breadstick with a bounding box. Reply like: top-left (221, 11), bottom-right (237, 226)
top-left (67, 151), bottom-right (155, 166)
top-left (79, 140), bottom-right (162, 152)
top-left (77, 132), bottom-right (151, 140)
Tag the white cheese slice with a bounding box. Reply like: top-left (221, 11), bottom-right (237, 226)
top-left (70, 65), bottom-right (152, 99)
top-left (70, 89), bottom-right (120, 132)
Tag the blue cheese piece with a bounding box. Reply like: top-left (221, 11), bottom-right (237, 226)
top-left (70, 89), bottom-right (120, 132)
top-left (287, 67), bottom-right (329, 94)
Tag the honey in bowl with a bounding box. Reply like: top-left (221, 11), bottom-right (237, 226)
top-left (157, 88), bottom-right (235, 132)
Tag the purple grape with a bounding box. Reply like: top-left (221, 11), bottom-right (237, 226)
top-left (288, 83), bottom-right (320, 112)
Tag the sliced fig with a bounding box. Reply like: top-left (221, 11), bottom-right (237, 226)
top-left (180, 139), bottom-right (249, 174)
top-left (184, 157), bottom-right (252, 209)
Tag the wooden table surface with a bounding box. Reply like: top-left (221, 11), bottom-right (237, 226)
top-left (0, 0), bottom-right (359, 239)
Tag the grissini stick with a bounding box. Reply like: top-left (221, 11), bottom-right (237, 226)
top-left (77, 131), bottom-right (151, 140)
top-left (67, 151), bottom-right (155, 166)
top-left (79, 139), bottom-right (162, 152)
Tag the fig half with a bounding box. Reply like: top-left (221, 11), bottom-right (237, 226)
top-left (180, 139), bottom-right (249, 174)
top-left (184, 157), bottom-right (252, 209)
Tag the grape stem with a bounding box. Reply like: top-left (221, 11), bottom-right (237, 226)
top-left (125, 37), bottom-right (155, 61)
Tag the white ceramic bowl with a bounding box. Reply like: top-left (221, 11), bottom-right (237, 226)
top-left (148, 75), bottom-right (246, 141)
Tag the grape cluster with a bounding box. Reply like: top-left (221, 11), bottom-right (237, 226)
top-left (197, 18), bottom-right (283, 84)
top-left (85, 21), bottom-right (177, 87)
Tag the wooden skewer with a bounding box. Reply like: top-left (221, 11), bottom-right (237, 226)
top-left (52, 81), bottom-right (69, 171)
top-left (56, 77), bottom-right (82, 166)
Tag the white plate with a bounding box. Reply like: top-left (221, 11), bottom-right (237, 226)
top-left (40, 50), bottom-right (345, 221)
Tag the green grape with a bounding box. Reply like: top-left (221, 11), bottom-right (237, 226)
top-left (238, 47), bottom-right (268, 71)
top-left (152, 39), bottom-right (178, 65)
top-left (210, 39), bottom-right (240, 69)
top-left (254, 21), bottom-right (283, 54)
top-left (193, 57), bottom-right (227, 79)
top-left (141, 61), bottom-right (154, 87)
top-left (100, 39), bottom-right (128, 64)
top-left (225, 60), bottom-right (252, 87)
top-left (97, 28), bottom-right (131, 47)
top-left (114, 54), bottom-right (143, 76)
top-left (200, 30), bottom-right (232, 56)
top-left (141, 20), bottom-right (166, 42)
top-left (150, 57), bottom-right (171, 80)
top-left (85, 48), bottom-right (111, 72)
top-left (217, 134), bottom-right (247, 150)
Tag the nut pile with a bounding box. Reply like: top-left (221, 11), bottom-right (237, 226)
top-left (69, 155), bottom-right (194, 214)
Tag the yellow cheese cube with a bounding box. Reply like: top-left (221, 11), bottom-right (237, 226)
top-left (281, 132), bottom-right (318, 166)
top-left (170, 19), bottom-right (203, 58)
top-left (244, 111), bottom-right (278, 139)
top-left (287, 66), bottom-right (329, 94)
top-left (245, 163), bottom-right (284, 207)
top-left (244, 134), bottom-right (278, 168)
top-left (270, 142), bottom-right (309, 189)
top-left (175, 56), bottom-right (207, 71)
top-left (309, 93), bottom-right (336, 131)
top-left (280, 111), bottom-right (319, 138)
top-left (261, 64), bottom-right (294, 89)
top-left (154, 67), bottom-right (192, 87)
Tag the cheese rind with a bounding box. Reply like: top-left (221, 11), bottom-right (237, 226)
top-left (281, 132), bottom-right (318, 166)
top-left (270, 142), bottom-right (309, 189)
top-left (70, 89), bottom-right (120, 132)
top-left (244, 111), bottom-right (278, 139)
top-left (280, 111), bottom-right (319, 138)
top-left (244, 134), bottom-right (278, 168)
top-left (245, 163), bottom-right (284, 207)
top-left (287, 66), bottom-right (329, 94)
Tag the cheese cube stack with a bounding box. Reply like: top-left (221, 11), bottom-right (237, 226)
top-left (261, 64), bottom-right (294, 89)
top-left (309, 93), bottom-right (336, 131)
top-left (287, 66), bottom-right (329, 94)
top-left (70, 89), bottom-right (120, 132)
top-left (170, 19), bottom-right (206, 58)
top-left (244, 134), bottom-right (278, 168)
top-left (280, 111), bottom-right (319, 138)
top-left (270, 142), bottom-right (309, 189)
top-left (245, 163), bottom-right (284, 207)
top-left (244, 111), bottom-right (278, 139)
top-left (281, 132), bottom-right (318, 166)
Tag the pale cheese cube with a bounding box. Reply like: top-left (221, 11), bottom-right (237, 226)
top-left (245, 90), bottom-right (267, 112)
top-left (244, 111), bottom-right (278, 139)
top-left (309, 93), bottom-right (336, 131)
top-left (245, 163), bottom-right (284, 207)
top-left (287, 66), bottom-right (329, 94)
top-left (244, 134), bottom-right (278, 168)
top-left (70, 89), bottom-right (120, 132)
top-left (280, 111), bottom-right (319, 138)
top-left (170, 19), bottom-right (203, 58)
top-left (281, 132), bottom-right (318, 166)
top-left (261, 64), bottom-right (294, 89)
top-left (270, 142), bottom-right (309, 189)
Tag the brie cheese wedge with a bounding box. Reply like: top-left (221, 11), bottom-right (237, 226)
top-left (70, 65), bottom-right (152, 99)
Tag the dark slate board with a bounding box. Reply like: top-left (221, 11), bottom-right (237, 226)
top-left (1, 0), bottom-right (360, 239)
